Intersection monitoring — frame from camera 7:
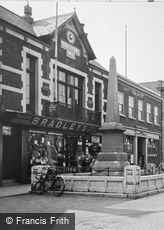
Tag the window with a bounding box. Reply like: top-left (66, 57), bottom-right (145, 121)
top-left (58, 84), bottom-right (66, 103)
top-left (58, 71), bottom-right (66, 82)
top-left (138, 100), bottom-right (144, 121)
top-left (147, 139), bottom-right (159, 164)
top-left (129, 96), bottom-right (135, 118)
top-left (118, 92), bottom-right (124, 115)
top-left (146, 103), bottom-right (152, 123)
top-left (26, 54), bottom-right (36, 114)
top-left (58, 70), bottom-right (82, 108)
top-left (154, 106), bottom-right (159, 125)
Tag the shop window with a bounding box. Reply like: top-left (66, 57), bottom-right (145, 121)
top-left (147, 139), bottom-right (158, 164)
top-left (123, 135), bottom-right (133, 164)
top-left (118, 92), bottom-right (124, 115)
top-left (28, 131), bottom-right (64, 167)
top-left (138, 100), bottom-right (144, 121)
top-left (128, 96), bottom-right (135, 118)
top-left (154, 106), bottom-right (159, 125)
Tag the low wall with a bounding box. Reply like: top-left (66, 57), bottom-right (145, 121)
top-left (63, 175), bottom-right (124, 194)
top-left (62, 166), bottom-right (164, 199)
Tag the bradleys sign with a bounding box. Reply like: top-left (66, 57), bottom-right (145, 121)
top-left (7, 112), bottom-right (97, 133)
top-left (31, 116), bottom-right (87, 132)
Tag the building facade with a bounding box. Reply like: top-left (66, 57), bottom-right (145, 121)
top-left (0, 4), bottom-right (163, 185)
top-left (0, 4), bottom-right (101, 185)
top-left (88, 62), bottom-right (164, 168)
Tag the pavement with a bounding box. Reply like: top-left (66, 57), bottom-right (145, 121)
top-left (0, 183), bottom-right (126, 199)
top-left (0, 184), bottom-right (31, 198)
top-left (0, 186), bottom-right (164, 230)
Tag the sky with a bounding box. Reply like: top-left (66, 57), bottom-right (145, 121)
top-left (1, 0), bottom-right (164, 83)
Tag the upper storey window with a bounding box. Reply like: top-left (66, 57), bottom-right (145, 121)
top-left (118, 92), bottom-right (124, 115)
top-left (128, 96), bottom-right (135, 118)
top-left (138, 100), bottom-right (144, 121)
top-left (146, 103), bottom-right (152, 123)
top-left (154, 106), bottom-right (159, 125)
top-left (58, 70), bottom-right (83, 109)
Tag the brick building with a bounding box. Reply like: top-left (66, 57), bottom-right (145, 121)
top-left (0, 4), bottom-right (163, 185)
top-left (88, 62), bottom-right (164, 167)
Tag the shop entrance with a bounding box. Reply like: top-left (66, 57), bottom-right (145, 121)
top-left (2, 128), bottom-right (21, 183)
top-left (137, 137), bottom-right (145, 167)
top-left (64, 136), bottom-right (77, 171)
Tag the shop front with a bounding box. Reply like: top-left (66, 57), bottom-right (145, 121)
top-left (0, 111), bottom-right (99, 185)
top-left (123, 129), bottom-right (161, 168)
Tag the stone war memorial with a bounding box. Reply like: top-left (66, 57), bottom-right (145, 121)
top-left (93, 56), bottom-right (129, 176)
top-left (63, 57), bottom-right (164, 199)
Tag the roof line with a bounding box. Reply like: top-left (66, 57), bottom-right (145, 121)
top-left (0, 5), bottom-right (29, 23)
top-left (34, 12), bottom-right (74, 23)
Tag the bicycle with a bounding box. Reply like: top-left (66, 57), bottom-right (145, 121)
top-left (34, 166), bottom-right (65, 197)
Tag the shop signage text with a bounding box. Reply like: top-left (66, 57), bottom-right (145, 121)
top-left (8, 113), bottom-right (95, 133)
top-left (31, 116), bottom-right (87, 132)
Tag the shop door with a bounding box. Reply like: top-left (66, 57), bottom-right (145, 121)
top-left (3, 135), bottom-right (21, 182)
top-left (137, 137), bottom-right (145, 167)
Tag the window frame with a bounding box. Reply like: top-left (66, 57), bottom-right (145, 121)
top-left (128, 96), bottom-right (135, 118)
top-left (57, 69), bottom-right (83, 108)
top-left (138, 100), bottom-right (144, 121)
top-left (118, 92), bottom-right (125, 115)
top-left (154, 106), bottom-right (159, 125)
top-left (146, 103), bottom-right (152, 123)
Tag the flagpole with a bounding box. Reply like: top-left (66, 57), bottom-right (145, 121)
top-left (54, 0), bottom-right (58, 101)
top-left (125, 25), bottom-right (127, 78)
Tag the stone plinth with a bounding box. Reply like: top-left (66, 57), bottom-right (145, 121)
top-left (93, 122), bottom-right (129, 176)
top-left (124, 165), bottom-right (141, 195)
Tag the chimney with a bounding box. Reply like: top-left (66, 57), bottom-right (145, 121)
top-left (23, 3), bottom-right (34, 24)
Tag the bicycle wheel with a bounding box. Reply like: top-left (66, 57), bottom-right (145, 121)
top-left (35, 181), bottom-right (45, 195)
top-left (52, 177), bottom-right (65, 197)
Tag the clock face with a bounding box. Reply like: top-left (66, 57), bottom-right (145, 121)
top-left (67, 31), bottom-right (75, 44)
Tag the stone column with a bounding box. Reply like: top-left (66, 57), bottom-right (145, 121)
top-left (93, 57), bottom-right (129, 176)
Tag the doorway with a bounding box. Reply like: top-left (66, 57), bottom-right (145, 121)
top-left (2, 127), bottom-right (21, 183)
top-left (137, 137), bottom-right (145, 167)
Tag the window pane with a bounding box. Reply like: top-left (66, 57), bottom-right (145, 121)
top-left (68, 75), bottom-right (74, 85)
top-left (58, 71), bottom-right (66, 82)
top-left (154, 106), bottom-right (158, 116)
top-left (59, 84), bottom-right (65, 103)
top-left (118, 92), bottom-right (124, 114)
top-left (118, 92), bottom-right (124, 104)
top-left (129, 96), bottom-right (134, 118)
top-left (75, 89), bottom-right (78, 105)
top-left (147, 103), bottom-right (151, 113)
top-left (129, 96), bottom-right (134, 107)
top-left (67, 87), bottom-right (73, 106)
top-left (75, 77), bottom-right (78, 87)
top-left (26, 57), bottom-right (30, 69)
top-left (138, 100), bottom-right (143, 110)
